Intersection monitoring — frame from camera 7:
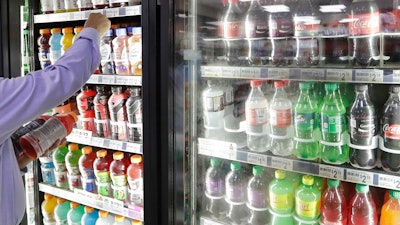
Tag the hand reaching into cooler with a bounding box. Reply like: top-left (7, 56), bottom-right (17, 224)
top-left (84, 13), bottom-right (111, 38)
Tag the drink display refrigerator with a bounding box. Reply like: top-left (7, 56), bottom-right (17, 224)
top-left (159, 0), bottom-right (400, 224)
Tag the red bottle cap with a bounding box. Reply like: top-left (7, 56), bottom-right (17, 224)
top-left (250, 80), bottom-right (262, 87)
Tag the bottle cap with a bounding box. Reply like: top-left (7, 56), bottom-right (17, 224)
top-left (82, 146), bottom-right (93, 155)
top-left (98, 210), bottom-right (110, 218)
top-left (70, 202), bottom-right (80, 208)
top-left (62, 27), bottom-right (73, 34)
top-left (274, 81), bottom-right (285, 88)
top-left (68, 143), bottom-right (79, 151)
top-left (130, 155), bottom-right (142, 164)
top-left (210, 158), bottom-right (221, 167)
top-left (51, 28), bottom-right (61, 34)
top-left (56, 197), bottom-right (67, 204)
top-left (131, 27), bottom-right (142, 35)
top-left (299, 82), bottom-right (311, 90)
top-left (24, 29), bottom-right (29, 35)
top-left (355, 84), bottom-right (368, 92)
top-left (275, 170), bottom-right (286, 179)
top-left (44, 193), bottom-right (54, 200)
top-left (115, 28), bottom-right (127, 36)
top-left (115, 215), bottom-right (126, 222)
top-left (355, 184), bottom-right (369, 193)
top-left (230, 161), bottom-right (241, 171)
top-left (250, 80), bottom-right (262, 87)
top-left (113, 151), bottom-right (124, 160)
top-left (392, 86), bottom-right (400, 93)
top-left (302, 175), bottom-right (314, 186)
top-left (390, 190), bottom-right (400, 199)
top-left (39, 29), bottom-right (50, 34)
top-left (252, 166), bottom-right (263, 176)
top-left (132, 220), bottom-right (143, 225)
top-left (74, 26), bottom-right (83, 33)
top-left (327, 179), bottom-right (340, 187)
top-left (325, 83), bottom-right (338, 91)
top-left (84, 205), bottom-right (95, 213)
top-left (96, 149), bottom-right (108, 158)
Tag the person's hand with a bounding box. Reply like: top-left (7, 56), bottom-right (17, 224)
top-left (84, 13), bottom-right (111, 38)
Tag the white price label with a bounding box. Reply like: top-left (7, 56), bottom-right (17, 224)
top-left (116, 76), bottom-right (132, 85)
top-left (241, 67), bottom-right (261, 78)
top-left (247, 153), bottom-right (267, 166)
top-left (301, 68), bottom-right (325, 80)
top-left (202, 67), bottom-right (221, 77)
top-left (103, 76), bottom-right (116, 84)
top-left (126, 142), bottom-right (142, 154)
top-left (354, 69), bottom-right (383, 82)
top-left (87, 75), bottom-right (99, 83)
top-left (346, 169), bottom-right (373, 184)
top-left (326, 69), bottom-right (353, 82)
top-left (91, 137), bottom-right (104, 147)
top-left (319, 165), bottom-right (344, 180)
top-left (393, 70), bottom-right (400, 83)
top-left (221, 67), bottom-right (241, 77)
top-left (109, 140), bottom-right (123, 150)
top-left (125, 5), bottom-right (142, 15)
top-left (103, 197), bottom-right (125, 211)
top-left (270, 157), bottom-right (293, 171)
top-left (106, 8), bottom-right (119, 17)
top-left (198, 138), bottom-right (237, 160)
top-left (69, 129), bottom-right (92, 144)
top-left (378, 174), bottom-right (400, 190)
top-left (268, 68), bottom-right (289, 79)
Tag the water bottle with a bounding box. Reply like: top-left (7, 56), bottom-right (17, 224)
top-left (202, 80), bottom-right (225, 140)
top-left (247, 166), bottom-right (269, 225)
top-left (204, 158), bottom-right (227, 219)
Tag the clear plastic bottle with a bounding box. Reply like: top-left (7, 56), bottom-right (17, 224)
top-left (204, 158), bottom-right (227, 219)
top-left (320, 179), bottom-right (348, 225)
top-left (380, 190), bottom-right (400, 225)
top-left (112, 28), bottom-right (130, 75)
top-left (41, 193), bottom-right (57, 224)
top-left (348, 184), bottom-right (378, 225)
top-left (52, 145), bottom-right (69, 189)
top-left (38, 28), bottom-right (52, 69)
top-left (54, 0), bottom-right (66, 13)
top-left (78, 146), bottom-right (97, 193)
top-left (77, 0), bottom-right (93, 10)
top-left (94, 149), bottom-right (112, 197)
top-left (100, 29), bottom-right (116, 74)
top-left (247, 166), bottom-right (269, 225)
top-left (269, 81), bottom-right (293, 156)
top-left (127, 27), bottom-right (142, 75)
top-left (64, 0), bottom-right (79, 12)
top-left (294, 175), bottom-right (321, 222)
top-left (81, 206), bottom-right (99, 225)
top-left (127, 154), bottom-right (143, 207)
top-left (61, 27), bottom-right (74, 55)
top-left (94, 85), bottom-right (111, 138)
top-left (110, 152), bottom-right (130, 201)
top-left (92, 0), bottom-right (109, 9)
top-left (202, 80), bottom-right (225, 140)
top-left (95, 210), bottom-right (115, 225)
top-left (76, 85), bottom-right (97, 132)
top-left (108, 86), bottom-right (128, 141)
top-left (269, 170), bottom-right (295, 225)
top-left (245, 80), bottom-right (269, 152)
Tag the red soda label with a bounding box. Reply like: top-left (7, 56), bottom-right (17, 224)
top-left (270, 109), bottom-right (291, 127)
top-left (223, 21), bottom-right (241, 38)
top-left (383, 124), bottom-right (400, 140)
top-left (349, 12), bottom-right (380, 35)
top-left (269, 17), bottom-right (293, 37)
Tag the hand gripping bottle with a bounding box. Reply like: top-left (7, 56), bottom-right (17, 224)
top-left (65, 143), bottom-right (83, 190)
top-left (349, 84), bottom-right (378, 169)
top-left (320, 179), bottom-right (348, 225)
top-left (294, 175), bottom-right (321, 224)
top-left (61, 27), bottom-right (74, 55)
top-left (110, 151), bottom-right (130, 201)
top-left (126, 87), bottom-right (143, 142)
top-left (293, 82), bottom-right (320, 160)
top-left (81, 206), bottom-right (99, 225)
top-left (41, 193), bottom-right (57, 224)
top-left (67, 202), bottom-right (85, 225)
top-left (204, 158), bottom-right (227, 219)
top-left (112, 28), bottom-right (130, 75)
top-left (380, 190), bottom-right (400, 225)
top-left (127, 27), bottom-right (142, 75)
top-left (246, 166), bottom-right (269, 225)
top-left (202, 80), bottom-right (225, 141)
top-left (94, 85), bottom-right (111, 138)
top-left (100, 29), bottom-right (116, 74)
top-left (268, 170), bottom-right (294, 225)
top-left (320, 83), bottom-right (349, 165)
top-left (348, 184), bottom-right (378, 225)
top-left (78, 146), bottom-right (97, 193)
top-left (95, 210), bottom-right (115, 225)
top-left (77, 85), bottom-right (97, 133)
top-left (54, 198), bottom-right (71, 225)
top-left (52, 145), bottom-right (69, 189)
top-left (49, 28), bottom-right (62, 63)
top-left (94, 149), bottom-right (112, 196)
top-left (38, 28), bottom-right (52, 69)
top-left (245, 80), bottom-right (269, 152)
top-left (109, 86), bottom-right (128, 141)
top-left (269, 81), bottom-right (293, 156)
top-left (225, 161), bottom-right (249, 224)
top-left (127, 154), bottom-right (143, 207)
top-left (112, 215), bottom-right (131, 225)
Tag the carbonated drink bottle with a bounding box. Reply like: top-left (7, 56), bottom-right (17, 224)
top-left (95, 210), bottom-right (115, 225)
top-left (110, 152), bottom-right (130, 201)
top-left (78, 146), bottom-right (96, 193)
top-left (294, 175), bottom-right (321, 221)
top-left (225, 161), bottom-right (249, 224)
top-left (77, 85), bottom-right (97, 132)
top-left (247, 166), bottom-right (269, 225)
top-left (67, 202), bottom-right (85, 225)
top-left (38, 28), bottom-right (52, 69)
top-left (293, 82), bottom-right (320, 160)
top-left (349, 84), bottom-right (378, 169)
top-left (380, 190), bottom-right (400, 225)
top-left (269, 170), bottom-right (294, 214)
top-left (293, 0), bottom-right (320, 66)
top-left (49, 28), bottom-right (62, 63)
top-left (94, 85), bottom-right (111, 138)
top-left (52, 145), bottom-right (69, 189)
top-left (245, 80), bottom-right (269, 152)
top-left (320, 83), bottom-right (349, 164)
top-left (41, 193), bottom-right (57, 224)
top-left (65, 143), bottom-right (82, 190)
top-left (204, 158), bottom-right (227, 219)
top-left (348, 184), bottom-right (378, 225)
top-left (112, 28), bottom-right (130, 75)
top-left (202, 80), bottom-right (225, 141)
top-left (244, 0), bottom-right (269, 65)
top-left (320, 179), bottom-right (348, 225)
top-left (54, 198), bottom-right (71, 225)
top-left (127, 155), bottom-right (143, 207)
top-left (94, 149), bottom-right (112, 196)
top-left (81, 206), bottom-right (99, 225)
top-left (61, 27), bottom-right (74, 55)
top-left (109, 86), bottom-right (128, 141)
top-left (348, 0), bottom-right (380, 67)
top-left (126, 87), bottom-right (143, 142)
top-left (269, 81), bottom-right (293, 156)
top-left (380, 86), bottom-right (400, 172)
top-left (100, 29), bottom-right (116, 74)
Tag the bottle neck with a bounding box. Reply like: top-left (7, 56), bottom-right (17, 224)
top-left (274, 86), bottom-right (287, 98)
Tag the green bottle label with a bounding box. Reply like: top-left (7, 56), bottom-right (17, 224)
top-left (295, 112), bottom-right (315, 130)
top-left (111, 175), bottom-right (127, 200)
top-left (95, 171), bottom-right (111, 196)
top-left (321, 114), bottom-right (344, 134)
top-left (270, 192), bottom-right (293, 211)
top-left (295, 197), bottom-right (320, 219)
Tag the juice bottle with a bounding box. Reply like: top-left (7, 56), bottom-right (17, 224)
top-left (77, 0), bottom-right (93, 11)
top-left (76, 85), bottom-right (97, 132)
top-left (94, 85), bottom-right (111, 138)
top-left (78, 146), bottom-right (97, 193)
top-left (112, 28), bottom-right (130, 75)
top-left (40, 0), bottom-right (54, 14)
top-left (81, 206), bottom-right (99, 225)
top-left (64, 0), bottom-right (79, 12)
top-left (72, 26), bottom-right (83, 43)
top-left (127, 154), bottom-right (143, 207)
top-left (348, 184), bottom-right (378, 225)
top-left (127, 27), bottom-right (142, 75)
top-left (112, 215), bottom-right (131, 225)
top-left (320, 179), bottom-right (348, 225)
top-left (268, 170), bottom-right (294, 214)
top-left (295, 175), bottom-right (321, 221)
top-left (49, 28), bottom-right (62, 63)
top-left (96, 210), bottom-right (115, 225)
top-left (61, 27), bottom-right (74, 55)
top-left (110, 151), bottom-right (130, 201)
top-left (67, 202), bottom-right (85, 225)
top-left (93, 0), bottom-right (109, 9)
top-left (314, 176), bottom-right (327, 193)
top-left (52, 145), bottom-right (69, 189)
top-left (65, 143), bottom-right (83, 190)
top-left (125, 87), bottom-right (142, 142)
top-left (108, 86), bottom-right (128, 140)
top-left (41, 193), bottom-right (57, 223)
top-left (54, 198), bottom-right (71, 225)
top-left (94, 149), bottom-right (113, 196)
top-left (54, 0), bottom-right (66, 13)
top-left (380, 190), bottom-right (400, 225)
top-left (39, 155), bottom-right (56, 185)
top-left (100, 29), bottom-right (116, 74)
top-left (109, 0), bottom-right (129, 8)
top-left (38, 28), bottom-right (52, 69)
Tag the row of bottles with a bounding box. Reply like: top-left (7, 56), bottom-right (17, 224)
top-left (40, 142), bottom-right (143, 208)
top-left (41, 193), bottom-right (142, 225)
top-left (39, 0), bottom-right (141, 14)
top-left (38, 24), bottom-right (142, 76)
top-left (203, 158), bottom-right (400, 225)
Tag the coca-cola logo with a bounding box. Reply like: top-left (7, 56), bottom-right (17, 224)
top-left (295, 23), bottom-right (306, 32)
top-left (352, 19), bottom-right (379, 30)
top-left (383, 124), bottom-right (400, 136)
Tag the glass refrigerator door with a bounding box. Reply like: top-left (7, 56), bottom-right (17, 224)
top-left (171, 0), bottom-right (400, 224)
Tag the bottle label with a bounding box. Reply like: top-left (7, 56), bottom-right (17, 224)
top-left (128, 36), bottom-right (142, 75)
top-left (205, 178), bottom-right (225, 196)
top-left (246, 20), bottom-right (268, 38)
top-left (54, 162), bottom-right (67, 172)
top-left (40, 0), bottom-right (53, 12)
top-left (50, 50), bottom-right (62, 62)
top-left (321, 114), bottom-right (344, 134)
top-left (223, 21), bottom-right (241, 38)
top-left (383, 124), bottom-right (400, 140)
top-left (295, 197), bottom-right (320, 219)
top-left (248, 189), bottom-right (267, 208)
top-left (77, 95), bottom-right (95, 111)
top-left (128, 177), bottom-right (143, 192)
top-left (128, 188), bottom-right (143, 205)
top-left (53, 0), bottom-right (65, 11)
top-left (294, 16), bottom-right (320, 37)
top-left (100, 43), bottom-right (114, 73)
top-left (294, 112), bottom-right (315, 130)
top-left (82, 178), bottom-right (95, 192)
top-left (349, 12), bottom-right (380, 35)
top-left (270, 109), bottom-right (292, 127)
top-left (270, 193), bottom-right (293, 211)
top-left (246, 107), bottom-right (268, 125)
top-left (224, 89), bottom-right (234, 106)
top-left (113, 38), bottom-right (129, 74)
top-left (350, 115), bottom-right (376, 138)
top-left (38, 49), bottom-right (51, 69)
top-left (127, 98), bottom-right (143, 123)
top-left (269, 15), bottom-right (293, 37)
top-left (80, 168), bottom-right (95, 180)
top-left (112, 184), bottom-right (127, 200)
top-left (54, 170), bottom-right (68, 189)
top-left (111, 174), bottom-right (127, 187)
top-left (77, 0), bottom-right (93, 8)
top-left (64, 0), bottom-right (78, 9)
top-left (205, 95), bottom-right (224, 112)
top-left (226, 185), bottom-right (245, 203)
top-left (96, 180), bottom-right (111, 196)
top-left (66, 165), bottom-right (80, 176)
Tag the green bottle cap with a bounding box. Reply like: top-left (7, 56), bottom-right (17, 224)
top-left (275, 170), bottom-right (286, 179)
top-left (299, 82), bottom-right (311, 90)
top-left (325, 83), bottom-right (338, 91)
top-left (230, 161), bottom-right (241, 171)
top-left (390, 190), bottom-right (400, 199)
top-left (302, 175), bottom-right (314, 186)
top-left (210, 158), bottom-right (221, 167)
top-left (355, 184), bottom-right (369, 193)
top-left (327, 179), bottom-right (340, 187)
top-left (253, 166), bottom-right (263, 176)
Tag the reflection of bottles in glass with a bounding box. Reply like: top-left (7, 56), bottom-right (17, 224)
top-left (204, 158), bottom-right (227, 219)
top-left (247, 166), bottom-right (269, 225)
top-left (202, 80), bottom-right (225, 140)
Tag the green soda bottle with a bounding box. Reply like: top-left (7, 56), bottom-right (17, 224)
top-left (293, 82), bottom-right (320, 160)
top-left (295, 175), bottom-right (321, 222)
top-left (320, 83), bottom-right (349, 164)
top-left (52, 145), bottom-right (69, 189)
top-left (269, 170), bottom-right (295, 225)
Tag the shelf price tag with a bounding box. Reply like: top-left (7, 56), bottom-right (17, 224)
top-left (247, 153), bottom-right (267, 166)
top-left (354, 69), bottom-right (383, 83)
top-left (106, 8), bottom-right (120, 17)
top-left (346, 169), bottom-right (373, 185)
top-left (301, 68), bottom-right (325, 80)
top-left (319, 164), bottom-right (345, 180)
top-left (221, 67), bottom-right (241, 77)
top-left (102, 76), bottom-right (116, 85)
top-left (91, 137), bottom-right (104, 147)
top-left (126, 142), bottom-right (142, 154)
top-left (270, 157), bottom-right (293, 171)
top-left (202, 67), bottom-right (221, 77)
top-left (87, 75), bottom-right (100, 83)
top-left (241, 67), bottom-right (262, 78)
top-left (198, 138), bottom-right (237, 160)
top-left (268, 68), bottom-right (289, 80)
top-left (326, 69), bottom-right (353, 82)
top-left (102, 197), bottom-right (125, 213)
top-left (378, 174), bottom-right (400, 190)
top-left (116, 76), bottom-right (133, 85)
top-left (109, 140), bottom-right (123, 150)
top-left (69, 129), bottom-right (92, 144)
top-left (125, 6), bottom-right (142, 15)
top-left (393, 70), bottom-right (400, 83)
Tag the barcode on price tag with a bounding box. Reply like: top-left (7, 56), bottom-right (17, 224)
top-left (354, 69), bottom-right (383, 82)
top-left (326, 69), bottom-right (352, 82)
top-left (346, 169), bottom-right (373, 184)
top-left (198, 138), bottom-right (237, 160)
top-left (270, 157), bottom-right (293, 171)
top-left (247, 153), bottom-right (267, 166)
top-left (301, 68), bottom-right (325, 80)
top-left (221, 67), bottom-right (241, 77)
top-left (378, 174), bottom-right (400, 190)
top-left (268, 68), bottom-right (289, 80)
top-left (319, 164), bottom-right (344, 180)
top-left (241, 67), bottom-right (262, 78)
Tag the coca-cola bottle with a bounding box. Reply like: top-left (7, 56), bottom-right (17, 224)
top-left (244, 0), bottom-right (269, 65)
top-left (348, 0), bottom-right (380, 67)
top-left (348, 84), bottom-right (378, 169)
top-left (268, 0), bottom-right (294, 66)
top-left (380, 86), bottom-right (400, 172)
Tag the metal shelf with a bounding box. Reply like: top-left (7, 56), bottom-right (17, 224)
top-left (198, 138), bottom-right (400, 191)
top-left (87, 74), bottom-right (142, 86)
top-left (39, 183), bottom-right (143, 221)
top-left (34, 5), bottom-right (142, 23)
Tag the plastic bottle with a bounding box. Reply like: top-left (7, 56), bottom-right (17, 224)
top-left (49, 28), bottom-right (63, 64)
top-left (52, 145), bottom-right (69, 189)
top-left (77, 0), bottom-right (93, 10)
top-left (202, 80), bottom-right (225, 140)
top-left (112, 215), bottom-right (130, 225)
top-left (94, 149), bottom-right (112, 196)
top-left (126, 87), bottom-right (143, 142)
top-left (54, 0), bottom-right (66, 13)
top-left (54, 198), bottom-right (71, 225)
top-left (61, 27), bottom-right (74, 56)
top-left (294, 175), bottom-right (321, 221)
top-left (112, 28), bottom-right (130, 75)
top-left (109, 0), bottom-right (129, 7)
top-left (293, 82), bottom-right (320, 160)
top-left (72, 26), bottom-right (83, 43)
top-left (92, 0), bottom-right (109, 9)
top-left (349, 84), bottom-right (378, 169)
top-left (39, 155), bottom-right (56, 185)
top-left (246, 166), bottom-right (269, 225)
top-left (320, 179), bottom-right (348, 225)
top-left (67, 202), bottom-right (85, 225)
top-left (81, 206), bottom-right (99, 225)
top-left (127, 27), bottom-right (142, 75)
top-left (225, 161), bottom-right (248, 224)
top-left (127, 154), bottom-right (143, 207)
top-left (65, 143), bottom-right (83, 190)
top-left (95, 210), bottom-right (115, 225)
top-left (348, 184), bottom-right (378, 225)
top-left (93, 85), bottom-right (111, 138)
top-left (110, 151), bottom-right (129, 201)
top-left (269, 81), bottom-right (293, 156)
top-left (40, 0), bottom-right (54, 13)
top-left (204, 158), bottom-right (227, 219)
top-left (41, 193), bottom-right (58, 224)
top-left (348, 0), bottom-right (380, 66)
top-left (38, 28), bottom-right (52, 69)
top-left (380, 86), bottom-right (400, 172)
top-left (100, 29), bottom-right (116, 74)
top-left (64, 0), bottom-right (79, 12)
top-left (108, 86), bottom-right (128, 141)
top-left (245, 80), bottom-right (269, 152)
top-left (380, 190), bottom-right (400, 225)
top-left (320, 83), bottom-right (349, 165)
top-left (78, 146), bottom-right (96, 193)
top-left (131, 220), bottom-right (142, 225)
top-left (269, 170), bottom-right (294, 214)
top-left (77, 85), bottom-right (97, 132)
